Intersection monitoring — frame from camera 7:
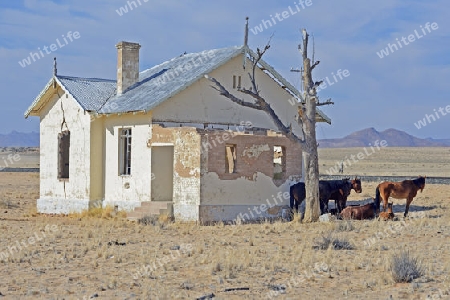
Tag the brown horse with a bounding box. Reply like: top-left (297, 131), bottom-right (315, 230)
top-left (375, 176), bottom-right (426, 217)
top-left (378, 202), bottom-right (394, 221)
top-left (340, 201), bottom-right (377, 220)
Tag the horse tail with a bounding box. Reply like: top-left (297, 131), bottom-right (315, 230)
top-left (289, 185), bottom-right (295, 209)
top-left (375, 186), bottom-right (381, 211)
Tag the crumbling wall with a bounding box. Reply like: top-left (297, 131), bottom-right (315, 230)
top-left (150, 125), bottom-right (201, 221)
top-left (199, 129), bottom-right (302, 222)
top-left (37, 88), bottom-right (92, 214)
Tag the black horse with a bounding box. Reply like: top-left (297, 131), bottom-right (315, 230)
top-left (290, 179), bottom-right (353, 215)
top-left (327, 177), bottom-right (362, 213)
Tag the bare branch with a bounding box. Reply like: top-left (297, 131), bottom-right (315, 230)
top-left (248, 35), bottom-right (274, 95)
top-left (311, 60), bottom-right (320, 71)
top-left (317, 98), bottom-right (334, 106)
top-left (313, 81), bottom-right (323, 88)
top-left (205, 75), bottom-right (261, 110)
top-left (206, 75), bottom-right (303, 144)
top-left (302, 29), bottom-right (309, 60)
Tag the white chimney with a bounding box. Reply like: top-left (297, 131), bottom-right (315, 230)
top-left (116, 41), bottom-right (141, 95)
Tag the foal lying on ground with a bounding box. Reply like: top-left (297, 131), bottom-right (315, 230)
top-left (340, 201), bottom-right (378, 220)
top-left (378, 202), bottom-right (395, 221)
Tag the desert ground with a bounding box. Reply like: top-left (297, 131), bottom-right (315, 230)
top-left (0, 148), bottom-right (449, 299)
top-left (318, 147), bottom-right (450, 177)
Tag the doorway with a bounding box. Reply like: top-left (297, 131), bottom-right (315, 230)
top-left (151, 146), bottom-right (174, 201)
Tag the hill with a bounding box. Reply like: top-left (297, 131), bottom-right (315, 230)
top-left (1, 128), bottom-right (449, 148)
top-left (319, 128), bottom-right (449, 148)
top-left (0, 131), bottom-right (39, 147)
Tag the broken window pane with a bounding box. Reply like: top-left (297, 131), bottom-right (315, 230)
top-left (58, 131), bottom-right (70, 179)
top-left (225, 144), bottom-right (237, 173)
top-left (273, 145), bottom-right (285, 179)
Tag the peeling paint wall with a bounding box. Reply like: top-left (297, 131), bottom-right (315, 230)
top-left (199, 130), bottom-right (302, 222)
top-left (150, 125), bottom-right (201, 221)
top-left (36, 50), bottom-right (305, 219)
top-left (152, 55), bottom-right (303, 138)
top-left (37, 88), bottom-right (92, 213)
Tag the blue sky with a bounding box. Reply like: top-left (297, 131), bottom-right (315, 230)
top-left (1, 0), bottom-right (449, 139)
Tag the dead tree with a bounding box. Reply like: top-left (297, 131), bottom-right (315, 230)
top-left (206, 23), bottom-right (332, 222)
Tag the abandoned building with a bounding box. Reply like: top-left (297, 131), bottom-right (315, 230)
top-left (24, 40), bottom-right (330, 222)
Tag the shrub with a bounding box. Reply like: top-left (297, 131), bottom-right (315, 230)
top-left (313, 234), bottom-right (354, 250)
top-left (390, 250), bottom-right (423, 283)
top-left (138, 215), bottom-right (159, 226)
top-left (335, 220), bottom-right (354, 232)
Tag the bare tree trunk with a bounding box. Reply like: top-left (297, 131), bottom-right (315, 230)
top-left (207, 23), bottom-right (331, 222)
top-left (301, 30), bottom-right (321, 222)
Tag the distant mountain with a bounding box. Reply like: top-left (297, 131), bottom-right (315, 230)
top-left (0, 131), bottom-right (39, 147)
top-left (425, 138), bottom-right (450, 146)
top-left (1, 128), bottom-right (448, 148)
top-left (319, 128), bottom-right (448, 148)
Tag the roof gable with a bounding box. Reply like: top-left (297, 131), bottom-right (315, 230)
top-left (57, 76), bottom-right (116, 111)
top-left (25, 45), bottom-right (330, 124)
top-left (24, 76), bottom-right (116, 118)
top-left (98, 46), bottom-right (243, 114)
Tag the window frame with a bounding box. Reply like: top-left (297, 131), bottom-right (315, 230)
top-left (225, 144), bottom-right (237, 174)
top-left (119, 128), bottom-right (132, 176)
top-left (57, 130), bottom-right (70, 180)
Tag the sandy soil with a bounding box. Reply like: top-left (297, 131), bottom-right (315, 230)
top-left (318, 147), bottom-right (450, 177)
top-left (0, 148), bottom-right (449, 299)
top-left (0, 148), bottom-right (39, 169)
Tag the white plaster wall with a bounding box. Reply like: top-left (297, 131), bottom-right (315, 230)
top-left (201, 172), bottom-right (291, 206)
top-left (103, 113), bottom-right (152, 211)
top-left (198, 172), bottom-right (293, 223)
top-left (152, 54), bottom-right (303, 137)
top-left (37, 88), bottom-right (92, 213)
top-left (149, 126), bottom-right (201, 221)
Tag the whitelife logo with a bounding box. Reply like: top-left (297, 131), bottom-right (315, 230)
top-left (18, 31), bottom-right (81, 68)
top-left (414, 105), bottom-right (450, 129)
top-left (250, 1), bottom-right (313, 35)
top-left (376, 22), bottom-right (438, 58)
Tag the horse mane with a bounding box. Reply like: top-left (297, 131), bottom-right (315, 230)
top-left (327, 179), bottom-right (350, 190)
top-left (412, 176), bottom-right (426, 187)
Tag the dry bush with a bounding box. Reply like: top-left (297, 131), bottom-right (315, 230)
top-left (0, 199), bottom-right (11, 209)
top-left (138, 215), bottom-right (159, 226)
top-left (138, 214), bottom-right (173, 228)
top-left (69, 206), bottom-right (127, 220)
top-left (313, 234), bottom-right (354, 250)
top-left (334, 220), bottom-right (354, 232)
top-left (23, 205), bottom-right (38, 217)
top-left (390, 250), bottom-right (424, 283)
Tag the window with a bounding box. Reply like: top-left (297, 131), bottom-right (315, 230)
top-left (273, 146), bottom-right (286, 179)
top-left (232, 75), bottom-right (241, 89)
top-left (119, 128), bottom-right (132, 175)
top-left (225, 144), bottom-right (237, 173)
top-left (58, 131), bottom-right (70, 179)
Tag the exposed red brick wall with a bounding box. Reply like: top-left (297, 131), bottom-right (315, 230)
top-left (200, 130), bottom-right (302, 184)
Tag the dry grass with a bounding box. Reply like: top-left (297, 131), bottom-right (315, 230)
top-left (68, 205), bottom-right (128, 219)
top-left (0, 148), bottom-right (449, 299)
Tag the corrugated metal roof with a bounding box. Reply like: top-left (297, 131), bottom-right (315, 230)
top-left (98, 46), bottom-right (243, 114)
top-left (25, 45), bottom-right (330, 124)
top-left (56, 76), bottom-right (116, 111)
